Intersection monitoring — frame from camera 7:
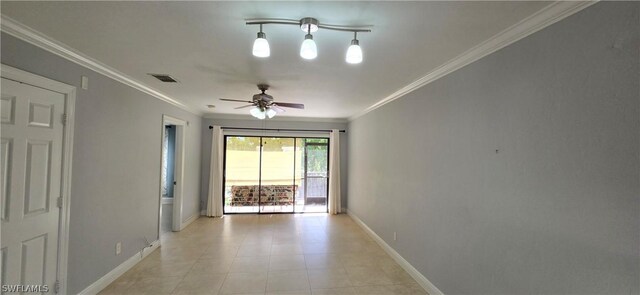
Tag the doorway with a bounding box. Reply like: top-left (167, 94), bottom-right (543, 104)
top-left (160, 125), bottom-right (176, 233)
top-left (223, 136), bottom-right (329, 214)
top-left (158, 115), bottom-right (185, 233)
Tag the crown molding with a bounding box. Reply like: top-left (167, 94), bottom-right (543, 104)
top-left (349, 0), bottom-right (598, 121)
top-left (203, 112), bottom-right (349, 123)
top-left (0, 14), bottom-right (201, 116)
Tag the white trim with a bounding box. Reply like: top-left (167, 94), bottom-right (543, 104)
top-left (347, 209), bottom-right (444, 295)
top-left (1, 64), bottom-right (76, 295)
top-left (204, 113), bottom-right (348, 123)
top-left (179, 214), bottom-right (198, 231)
top-left (0, 14), bottom-right (200, 116)
top-left (349, 0), bottom-right (598, 121)
top-left (77, 240), bottom-right (160, 295)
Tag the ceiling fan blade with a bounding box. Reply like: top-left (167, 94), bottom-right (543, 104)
top-left (275, 102), bottom-right (305, 109)
top-left (220, 98), bottom-right (253, 103)
top-left (270, 105), bottom-right (286, 113)
top-left (235, 104), bottom-right (255, 110)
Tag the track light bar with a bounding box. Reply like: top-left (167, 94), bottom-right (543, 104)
top-left (248, 17), bottom-right (371, 63)
top-left (245, 18), bottom-right (372, 33)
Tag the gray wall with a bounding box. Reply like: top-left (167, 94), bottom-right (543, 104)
top-left (348, 3), bottom-right (639, 294)
top-left (201, 118), bottom-right (348, 210)
top-left (1, 33), bottom-right (203, 294)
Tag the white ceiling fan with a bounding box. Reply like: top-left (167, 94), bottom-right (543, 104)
top-left (220, 84), bottom-right (305, 119)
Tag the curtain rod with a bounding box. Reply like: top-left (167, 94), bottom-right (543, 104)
top-left (209, 126), bottom-right (346, 133)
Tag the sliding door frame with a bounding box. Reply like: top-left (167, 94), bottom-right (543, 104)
top-left (222, 135), bottom-right (329, 214)
top-left (303, 140), bottom-right (330, 211)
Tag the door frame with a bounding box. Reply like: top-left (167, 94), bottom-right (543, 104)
top-left (158, 115), bottom-right (185, 233)
top-left (1, 64), bottom-right (76, 295)
top-left (222, 135), bottom-right (330, 214)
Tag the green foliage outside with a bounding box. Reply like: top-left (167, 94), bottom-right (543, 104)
top-left (225, 136), bottom-right (328, 173)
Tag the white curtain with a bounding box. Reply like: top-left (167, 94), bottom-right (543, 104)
top-left (207, 126), bottom-right (224, 217)
top-left (328, 129), bottom-right (341, 214)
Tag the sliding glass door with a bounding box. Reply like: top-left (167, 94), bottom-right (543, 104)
top-left (223, 135), bottom-right (328, 214)
top-left (296, 138), bottom-right (328, 213)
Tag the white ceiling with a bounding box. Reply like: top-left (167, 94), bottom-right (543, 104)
top-left (1, 1), bottom-right (550, 119)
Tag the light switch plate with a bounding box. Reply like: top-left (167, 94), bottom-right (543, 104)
top-left (81, 76), bottom-right (89, 90)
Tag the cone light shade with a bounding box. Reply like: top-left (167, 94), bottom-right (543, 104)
top-left (346, 39), bottom-right (362, 64)
top-left (250, 107), bottom-right (266, 119)
top-left (266, 108), bottom-right (277, 118)
top-left (252, 32), bottom-right (270, 57)
top-left (300, 34), bottom-right (317, 59)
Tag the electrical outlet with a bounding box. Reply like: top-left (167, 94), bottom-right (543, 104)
top-left (393, 232), bottom-right (397, 241)
top-left (116, 242), bottom-right (122, 255)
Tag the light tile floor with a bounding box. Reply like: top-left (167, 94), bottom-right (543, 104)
top-left (100, 214), bottom-right (426, 295)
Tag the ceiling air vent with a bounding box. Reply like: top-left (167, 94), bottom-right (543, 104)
top-left (148, 74), bottom-right (179, 83)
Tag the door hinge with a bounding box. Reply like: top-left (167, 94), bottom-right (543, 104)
top-left (54, 280), bottom-right (60, 294)
top-left (57, 196), bottom-right (63, 208)
top-left (61, 113), bottom-right (67, 125)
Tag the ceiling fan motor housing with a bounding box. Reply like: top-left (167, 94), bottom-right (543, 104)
top-left (253, 93), bottom-right (274, 102)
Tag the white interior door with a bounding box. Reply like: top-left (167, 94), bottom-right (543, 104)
top-left (1, 78), bottom-right (65, 293)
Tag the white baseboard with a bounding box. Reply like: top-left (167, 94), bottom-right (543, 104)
top-left (179, 214), bottom-right (198, 230)
top-left (347, 210), bottom-right (444, 295)
top-left (77, 240), bottom-right (160, 295)
top-left (200, 209), bottom-right (206, 216)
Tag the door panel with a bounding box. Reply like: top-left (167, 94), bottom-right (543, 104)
top-left (1, 96), bottom-right (16, 124)
top-left (224, 136), bottom-right (261, 213)
top-left (24, 140), bottom-right (52, 216)
top-left (1, 78), bottom-right (64, 293)
top-left (260, 138), bottom-right (295, 213)
top-left (21, 234), bottom-right (48, 286)
top-left (27, 102), bottom-right (54, 128)
top-left (1, 138), bottom-right (11, 221)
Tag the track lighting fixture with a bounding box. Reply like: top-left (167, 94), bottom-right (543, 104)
top-left (247, 17), bottom-right (371, 63)
top-left (252, 24), bottom-right (270, 58)
top-left (346, 32), bottom-right (363, 64)
top-left (300, 24), bottom-right (318, 60)
top-left (299, 17), bottom-right (319, 33)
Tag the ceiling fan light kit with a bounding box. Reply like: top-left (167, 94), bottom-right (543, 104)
top-left (250, 106), bottom-right (267, 119)
top-left (247, 17), bottom-right (371, 64)
top-left (220, 84), bottom-right (304, 120)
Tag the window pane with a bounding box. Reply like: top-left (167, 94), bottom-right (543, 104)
top-left (224, 136), bottom-right (261, 213)
top-left (260, 137), bottom-right (295, 213)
